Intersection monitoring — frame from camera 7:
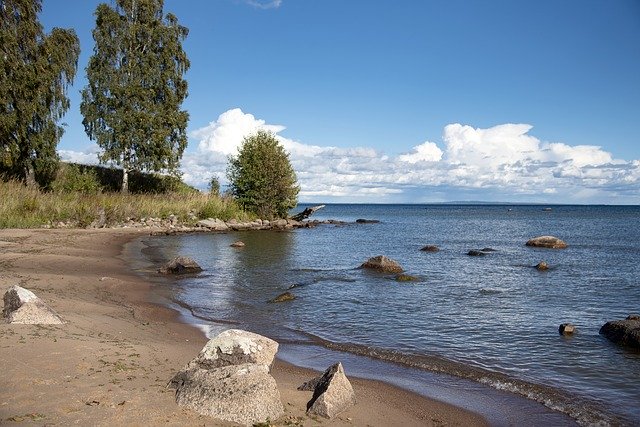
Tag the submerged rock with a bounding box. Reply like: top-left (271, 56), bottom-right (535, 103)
top-left (526, 236), bottom-right (568, 249)
top-left (3, 285), bottom-right (64, 325)
top-left (230, 240), bottom-right (245, 248)
top-left (481, 247), bottom-right (497, 252)
top-left (535, 261), bottom-right (550, 271)
top-left (360, 255), bottom-right (403, 273)
top-left (159, 256), bottom-right (202, 275)
top-left (420, 245), bottom-right (440, 252)
top-left (269, 291), bottom-right (296, 303)
top-left (355, 219), bottom-right (380, 224)
top-left (174, 363), bottom-right (284, 425)
top-left (559, 323), bottom-right (576, 335)
top-left (467, 250), bottom-right (486, 257)
top-left (395, 274), bottom-right (419, 282)
top-left (306, 362), bottom-right (356, 418)
top-left (599, 315), bottom-right (640, 349)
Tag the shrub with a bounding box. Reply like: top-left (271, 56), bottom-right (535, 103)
top-left (227, 130), bottom-right (299, 219)
top-left (52, 163), bottom-right (102, 194)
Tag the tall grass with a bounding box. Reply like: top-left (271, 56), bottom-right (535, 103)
top-left (0, 180), bottom-right (253, 229)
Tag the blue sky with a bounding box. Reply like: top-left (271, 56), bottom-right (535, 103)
top-left (40, 0), bottom-right (640, 203)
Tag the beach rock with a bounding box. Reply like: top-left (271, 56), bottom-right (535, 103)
top-left (535, 261), bottom-right (550, 271)
top-left (298, 375), bottom-right (322, 391)
top-left (559, 323), bottom-right (576, 335)
top-left (306, 362), bottom-right (356, 419)
top-left (159, 256), bottom-right (202, 275)
top-left (269, 291), bottom-right (296, 303)
top-left (526, 236), bottom-right (568, 249)
top-left (3, 285), bottom-right (64, 325)
top-left (467, 250), bottom-right (486, 257)
top-left (174, 363), bottom-right (284, 426)
top-left (355, 219), bottom-right (380, 224)
top-left (420, 245), bottom-right (439, 252)
top-left (230, 241), bottom-right (245, 248)
top-left (395, 274), bottom-right (419, 282)
top-left (360, 255), bottom-right (403, 273)
top-left (197, 218), bottom-right (229, 231)
top-left (183, 329), bottom-right (279, 371)
top-left (273, 219), bottom-right (288, 229)
top-left (599, 316), bottom-right (640, 349)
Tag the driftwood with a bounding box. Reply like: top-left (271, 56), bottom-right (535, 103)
top-left (290, 205), bottom-right (325, 222)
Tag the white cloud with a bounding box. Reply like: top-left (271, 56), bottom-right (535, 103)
top-left (243, 0), bottom-right (282, 9)
top-left (58, 144), bottom-right (101, 165)
top-left (59, 108), bottom-right (640, 204)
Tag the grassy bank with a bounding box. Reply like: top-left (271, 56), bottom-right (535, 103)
top-left (0, 180), bottom-right (253, 228)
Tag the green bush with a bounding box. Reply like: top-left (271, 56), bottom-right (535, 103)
top-left (52, 164), bottom-right (102, 194)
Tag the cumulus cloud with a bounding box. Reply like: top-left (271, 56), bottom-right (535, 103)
top-left (58, 144), bottom-right (101, 165)
top-left (185, 109), bottom-right (640, 203)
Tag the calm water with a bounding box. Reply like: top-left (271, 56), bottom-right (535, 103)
top-left (136, 204), bottom-right (640, 425)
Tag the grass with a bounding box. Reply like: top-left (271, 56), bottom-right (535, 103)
top-left (0, 180), bottom-right (253, 229)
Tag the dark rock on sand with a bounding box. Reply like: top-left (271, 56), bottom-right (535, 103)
top-left (355, 219), bottom-right (380, 224)
top-left (420, 245), bottom-right (440, 252)
top-left (559, 323), bottom-right (576, 335)
top-left (599, 315), bottom-right (640, 349)
top-left (526, 236), bottom-right (568, 249)
top-left (269, 291), bottom-right (296, 303)
top-left (3, 285), bottom-right (64, 325)
top-left (535, 261), bottom-right (550, 271)
top-left (306, 362), bottom-right (356, 419)
top-left (159, 256), bottom-right (202, 274)
top-left (360, 255), bottom-right (403, 273)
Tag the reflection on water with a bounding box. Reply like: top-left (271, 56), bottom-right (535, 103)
top-left (137, 204), bottom-right (640, 425)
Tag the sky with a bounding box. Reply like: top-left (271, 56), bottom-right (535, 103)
top-left (39, 0), bottom-right (640, 204)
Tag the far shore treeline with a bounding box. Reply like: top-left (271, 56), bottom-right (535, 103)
top-left (0, 0), bottom-right (298, 225)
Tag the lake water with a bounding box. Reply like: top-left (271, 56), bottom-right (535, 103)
top-left (133, 204), bottom-right (640, 425)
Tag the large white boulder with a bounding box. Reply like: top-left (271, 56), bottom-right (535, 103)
top-left (3, 285), bottom-right (64, 325)
top-left (306, 362), bottom-right (356, 418)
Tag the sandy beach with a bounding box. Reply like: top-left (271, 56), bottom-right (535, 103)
top-left (0, 228), bottom-right (487, 426)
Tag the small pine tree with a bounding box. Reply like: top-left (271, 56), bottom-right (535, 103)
top-left (227, 131), bottom-right (299, 219)
top-left (208, 175), bottom-right (220, 197)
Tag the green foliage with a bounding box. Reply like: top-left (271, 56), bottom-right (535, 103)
top-left (81, 0), bottom-right (190, 192)
top-left (52, 163), bottom-right (102, 194)
top-left (208, 175), bottom-right (221, 197)
top-left (0, 0), bottom-right (80, 187)
top-left (227, 130), bottom-right (299, 219)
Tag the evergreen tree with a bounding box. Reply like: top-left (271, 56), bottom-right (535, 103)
top-left (81, 0), bottom-right (189, 192)
top-left (227, 130), bottom-right (299, 219)
top-left (0, 0), bottom-right (80, 186)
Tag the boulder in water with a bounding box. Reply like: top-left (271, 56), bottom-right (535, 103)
top-left (599, 315), bottom-right (640, 349)
top-left (269, 291), bottom-right (296, 303)
top-left (420, 245), bottom-right (439, 252)
top-left (535, 261), bottom-right (550, 271)
top-left (159, 256), bottom-right (202, 275)
top-left (355, 219), bottom-right (380, 224)
top-left (395, 274), bottom-right (419, 282)
top-left (559, 323), bottom-right (575, 335)
top-left (467, 250), bottom-right (486, 257)
top-left (306, 362), bottom-right (356, 419)
top-left (360, 256), bottom-right (403, 273)
top-left (3, 285), bottom-right (64, 325)
top-left (526, 236), bottom-right (567, 249)
top-left (230, 240), bottom-right (245, 248)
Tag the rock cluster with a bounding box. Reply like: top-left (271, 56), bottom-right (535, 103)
top-left (169, 329), bottom-right (283, 425)
top-left (3, 285), bottom-right (64, 325)
top-left (599, 315), bottom-right (640, 349)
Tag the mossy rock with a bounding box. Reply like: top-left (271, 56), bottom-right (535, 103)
top-left (395, 274), bottom-right (419, 282)
top-left (268, 291), bottom-right (296, 303)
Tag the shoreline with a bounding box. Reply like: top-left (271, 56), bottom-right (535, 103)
top-left (0, 228), bottom-right (488, 426)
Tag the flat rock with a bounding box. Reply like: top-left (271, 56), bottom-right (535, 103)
top-left (307, 362), bottom-right (356, 418)
top-left (467, 250), bottom-right (486, 256)
top-left (360, 255), bottom-right (403, 273)
top-left (174, 363), bottom-right (284, 426)
top-left (395, 274), bottom-right (419, 282)
top-left (230, 241), bottom-right (246, 248)
top-left (159, 256), bottom-right (202, 275)
top-left (3, 285), bottom-right (64, 325)
top-left (268, 291), bottom-right (296, 303)
top-left (184, 329), bottom-right (279, 371)
top-left (526, 236), bottom-right (568, 249)
top-left (420, 245), bottom-right (440, 252)
top-left (196, 219), bottom-right (229, 231)
top-left (355, 219), bottom-right (380, 224)
top-left (599, 315), bottom-right (640, 349)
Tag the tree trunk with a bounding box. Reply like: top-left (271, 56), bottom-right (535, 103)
top-left (24, 164), bottom-right (37, 187)
top-left (290, 205), bottom-right (325, 221)
top-left (121, 167), bottom-right (129, 193)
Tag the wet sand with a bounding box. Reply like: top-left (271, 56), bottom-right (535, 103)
top-left (0, 228), bottom-right (487, 426)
